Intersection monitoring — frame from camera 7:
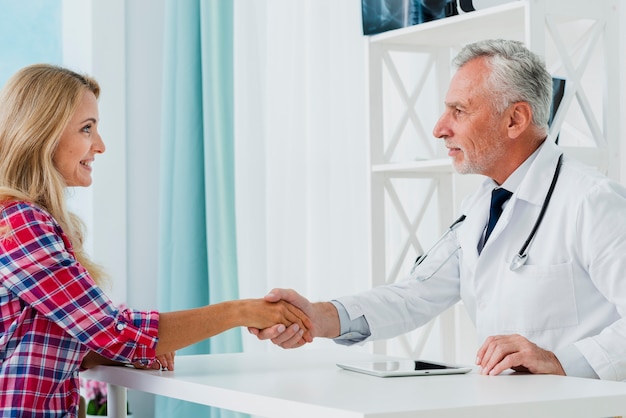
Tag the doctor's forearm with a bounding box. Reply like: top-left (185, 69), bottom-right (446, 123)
top-left (312, 302), bottom-right (341, 338)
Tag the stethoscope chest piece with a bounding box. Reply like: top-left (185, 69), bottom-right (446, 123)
top-left (509, 253), bottom-right (527, 271)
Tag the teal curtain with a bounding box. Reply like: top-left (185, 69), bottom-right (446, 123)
top-left (157, 1), bottom-right (245, 417)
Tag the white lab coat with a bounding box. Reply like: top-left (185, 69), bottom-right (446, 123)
top-left (338, 140), bottom-right (626, 380)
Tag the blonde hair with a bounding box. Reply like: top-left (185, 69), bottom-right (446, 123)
top-left (0, 64), bottom-right (107, 286)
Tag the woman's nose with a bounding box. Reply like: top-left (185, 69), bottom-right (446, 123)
top-left (94, 133), bottom-right (106, 154)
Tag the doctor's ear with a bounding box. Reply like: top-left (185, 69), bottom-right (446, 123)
top-left (506, 101), bottom-right (532, 139)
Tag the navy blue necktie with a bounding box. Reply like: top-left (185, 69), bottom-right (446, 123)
top-left (484, 187), bottom-right (512, 244)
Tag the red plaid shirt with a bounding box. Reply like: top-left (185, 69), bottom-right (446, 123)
top-left (0, 201), bottom-right (159, 417)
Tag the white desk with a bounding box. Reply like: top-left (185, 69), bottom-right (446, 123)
top-left (82, 349), bottom-right (626, 418)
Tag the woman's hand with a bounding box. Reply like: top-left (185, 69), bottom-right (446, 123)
top-left (81, 350), bottom-right (176, 371)
top-left (153, 352), bottom-right (176, 371)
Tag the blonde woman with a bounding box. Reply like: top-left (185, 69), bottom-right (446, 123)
top-left (0, 64), bottom-right (311, 417)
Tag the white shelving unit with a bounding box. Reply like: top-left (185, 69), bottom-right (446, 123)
top-left (366, 0), bottom-right (620, 361)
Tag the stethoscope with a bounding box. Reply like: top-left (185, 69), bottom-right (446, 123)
top-left (411, 153), bottom-right (563, 280)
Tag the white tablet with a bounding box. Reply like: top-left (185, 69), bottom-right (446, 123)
top-left (336, 359), bottom-right (472, 377)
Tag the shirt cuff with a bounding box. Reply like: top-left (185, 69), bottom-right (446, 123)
top-left (553, 344), bottom-right (599, 379)
top-left (329, 300), bottom-right (371, 345)
top-left (113, 308), bottom-right (160, 365)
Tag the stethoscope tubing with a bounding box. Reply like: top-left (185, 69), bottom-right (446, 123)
top-left (513, 153), bottom-right (563, 265)
top-left (412, 153), bottom-right (564, 277)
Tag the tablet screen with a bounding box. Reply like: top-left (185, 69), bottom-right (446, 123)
top-left (336, 359), bottom-right (472, 377)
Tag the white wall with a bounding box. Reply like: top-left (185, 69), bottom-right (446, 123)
top-left (124, 1), bottom-right (165, 416)
top-left (621, 1), bottom-right (626, 185)
top-left (124, 1), bottom-right (165, 311)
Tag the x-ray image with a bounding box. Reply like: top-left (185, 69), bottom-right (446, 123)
top-left (361, 0), bottom-right (458, 35)
top-left (361, 0), bottom-right (517, 35)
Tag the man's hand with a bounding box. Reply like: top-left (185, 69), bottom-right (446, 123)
top-left (248, 288), bottom-right (340, 349)
top-left (476, 334), bottom-right (565, 376)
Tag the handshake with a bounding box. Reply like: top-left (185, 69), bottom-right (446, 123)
top-left (246, 289), bottom-right (339, 349)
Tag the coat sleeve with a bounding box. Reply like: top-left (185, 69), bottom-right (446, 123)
top-left (336, 227), bottom-right (462, 342)
top-left (572, 180), bottom-right (626, 380)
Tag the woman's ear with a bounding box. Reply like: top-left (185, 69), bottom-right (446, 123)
top-left (507, 101), bottom-right (533, 139)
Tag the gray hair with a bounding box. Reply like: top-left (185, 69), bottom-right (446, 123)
top-left (453, 39), bottom-right (552, 135)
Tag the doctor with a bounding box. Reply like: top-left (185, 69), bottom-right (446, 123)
top-left (251, 38), bottom-right (626, 380)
